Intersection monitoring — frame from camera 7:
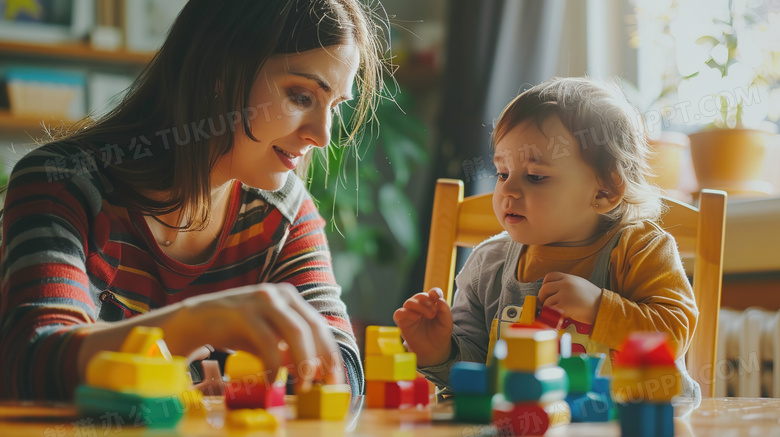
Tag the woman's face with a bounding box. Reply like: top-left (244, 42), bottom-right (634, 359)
top-left (213, 44), bottom-right (360, 190)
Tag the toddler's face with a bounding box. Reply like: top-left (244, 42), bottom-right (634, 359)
top-left (492, 116), bottom-right (604, 246)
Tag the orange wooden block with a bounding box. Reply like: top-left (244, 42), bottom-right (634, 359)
top-left (365, 380), bottom-right (387, 408)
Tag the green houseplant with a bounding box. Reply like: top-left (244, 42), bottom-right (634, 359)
top-left (307, 82), bottom-right (428, 319)
top-left (630, 0), bottom-right (780, 197)
top-left (671, 0), bottom-right (780, 196)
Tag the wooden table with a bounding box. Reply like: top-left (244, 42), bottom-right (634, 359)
top-left (1, 397), bottom-right (779, 436)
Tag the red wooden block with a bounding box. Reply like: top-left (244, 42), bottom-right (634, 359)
top-left (536, 306), bottom-right (564, 330)
top-left (225, 380), bottom-right (286, 410)
top-left (492, 401), bottom-right (549, 437)
top-left (614, 332), bottom-right (676, 367)
top-left (385, 380), bottom-right (414, 408)
top-left (412, 376), bottom-right (430, 407)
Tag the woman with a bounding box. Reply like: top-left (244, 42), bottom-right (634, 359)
top-left (0, 0), bottom-right (387, 400)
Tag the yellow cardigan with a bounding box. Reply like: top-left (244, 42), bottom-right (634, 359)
top-left (517, 220), bottom-right (698, 360)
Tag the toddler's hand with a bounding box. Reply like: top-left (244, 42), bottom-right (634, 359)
top-left (393, 288), bottom-right (453, 367)
top-left (538, 272), bottom-right (603, 325)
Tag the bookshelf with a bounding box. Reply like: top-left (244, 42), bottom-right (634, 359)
top-left (0, 41), bottom-right (154, 65)
top-left (0, 41), bottom-right (153, 134)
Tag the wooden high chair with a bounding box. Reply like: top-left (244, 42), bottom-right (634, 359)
top-left (422, 178), bottom-right (727, 398)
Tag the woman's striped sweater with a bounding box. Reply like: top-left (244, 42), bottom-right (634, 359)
top-left (0, 143), bottom-right (363, 400)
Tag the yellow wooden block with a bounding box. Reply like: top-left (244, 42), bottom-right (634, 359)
top-left (545, 399), bottom-right (572, 427)
top-left (224, 351), bottom-right (288, 384)
top-left (612, 365), bottom-right (681, 403)
top-left (180, 388), bottom-right (207, 416)
top-left (86, 351), bottom-right (190, 397)
top-left (364, 353), bottom-right (417, 382)
top-left (502, 328), bottom-right (558, 372)
top-left (297, 384), bottom-right (351, 420)
top-left (120, 326), bottom-right (170, 359)
top-left (365, 326), bottom-right (406, 356)
top-left (225, 408), bottom-right (278, 429)
top-left (518, 296), bottom-right (537, 326)
top-left (224, 350), bottom-right (264, 379)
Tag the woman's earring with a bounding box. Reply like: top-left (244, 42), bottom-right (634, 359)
top-left (595, 203), bottom-right (599, 207)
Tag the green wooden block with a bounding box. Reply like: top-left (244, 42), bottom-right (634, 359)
top-left (76, 385), bottom-right (184, 428)
top-left (453, 393), bottom-right (494, 424)
top-left (559, 355), bottom-right (592, 394)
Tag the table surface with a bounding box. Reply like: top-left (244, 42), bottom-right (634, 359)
top-left (1, 397), bottom-right (780, 436)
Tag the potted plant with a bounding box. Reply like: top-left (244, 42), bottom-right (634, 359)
top-left (620, 77), bottom-right (692, 200)
top-left (670, 0), bottom-right (780, 196)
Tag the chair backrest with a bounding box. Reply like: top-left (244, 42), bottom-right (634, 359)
top-left (423, 178), bottom-right (727, 397)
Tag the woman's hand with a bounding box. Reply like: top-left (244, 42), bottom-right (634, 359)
top-left (78, 283), bottom-right (344, 392)
top-left (537, 272), bottom-right (603, 325)
top-left (393, 288), bottom-right (453, 367)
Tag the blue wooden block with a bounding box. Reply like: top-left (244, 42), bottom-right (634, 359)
top-left (618, 402), bottom-right (655, 437)
top-left (592, 376), bottom-right (610, 395)
top-left (450, 362), bottom-right (488, 395)
top-left (504, 366), bottom-right (568, 403)
top-left (655, 402), bottom-right (674, 437)
top-left (584, 354), bottom-right (606, 380)
top-left (567, 392), bottom-right (611, 422)
top-left (592, 376), bottom-right (614, 414)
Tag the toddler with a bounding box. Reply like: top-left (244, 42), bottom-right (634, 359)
top-left (394, 77), bottom-right (700, 405)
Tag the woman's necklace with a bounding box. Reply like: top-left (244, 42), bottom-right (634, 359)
top-left (151, 182), bottom-right (233, 248)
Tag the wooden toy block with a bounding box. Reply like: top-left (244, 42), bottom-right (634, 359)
top-left (224, 350), bottom-right (264, 379)
top-left (179, 388), bottom-right (207, 416)
top-left (365, 326), bottom-right (407, 356)
top-left (612, 365), bottom-right (681, 403)
top-left (492, 397), bottom-right (550, 437)
top-left (297, 384), bottom-right (351, 420)
top-left (536, 306), bottom-right (564, 330)
top-left (502, 328), bottom-right (558, 372)
top-left (592, 376), bottom-right (611, 396)
top-left (385, 380), bottom-right (415, 408)
top-left (224, 351), bottom-right (288, 384)
top-left (614, 332), bottom-right (676, 367)
top-left (225, 408), bottom-right (278, 430)
top-left (504, 365), bottom-right (568, 403)
top-left (546, 399), bottom-right (572, 428)
top-left (453, 393), bottom-right (494, 424)
top-left (487, 339), bottom-right (508, 394)
top-left (558, 355), bottom-right (592, 394)
top-left (75, 385), bottom-right (184, 429)
top-left (120, 326), bottom-right (171, 359)
top-left (655, 402), bottom-right (674, 437)
top-left (365, 380), bottom-right (386, 408)
top-left (585, 353), bottom-right (606, 380)
top-left (617, 402), bottom-right (674, 437)
top-left (413, 376), bottom-right (430, 406)
top-left (364, 353), bottom-right (417, 382)
top-left (566, 392), bottom-right (611, 422)
top-left (86, 352), bottom-right (190, 397)
top-left (450, 361), bottom-right (488, 394)
top-left (518, 295), bottom-right (537, 325)
top-left (225, 379), bottom-right (286, 409)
